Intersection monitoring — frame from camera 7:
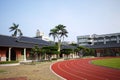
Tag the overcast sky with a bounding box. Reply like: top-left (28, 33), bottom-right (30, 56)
top-left (0, 0), bottom-right (120, 42)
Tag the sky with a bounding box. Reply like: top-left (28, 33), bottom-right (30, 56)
top-left (0, 0), bottom-right (120, 42)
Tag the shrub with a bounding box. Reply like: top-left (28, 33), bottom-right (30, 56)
top-left (52, 58), bottom-right (57, 60)
top-left (0, 61), bottom-right (19, 64)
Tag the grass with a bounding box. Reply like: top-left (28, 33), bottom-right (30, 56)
top-left (92, 58), bottom-right (120, 69)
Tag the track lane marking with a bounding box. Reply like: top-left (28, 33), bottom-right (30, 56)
top-left (58, 62), bottom-right (87, 80)
top-left (51, 57), bottom-right (120, 80)
top-left (65, 61), bottom-right (108, 80)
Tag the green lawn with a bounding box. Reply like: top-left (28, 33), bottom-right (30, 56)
top-left (92, 58), bottom-right (120, 69)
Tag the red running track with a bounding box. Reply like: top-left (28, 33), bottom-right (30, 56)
top-left (51, 57), bottom-right (120, 80)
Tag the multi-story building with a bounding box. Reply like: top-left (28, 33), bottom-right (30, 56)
top-left (92, 33), bottom-right (120, 45)
top-left (77, 33), bottom-right (120, 57)
top-left (77, 33), bottom-right (120, 46)
top-left (77, 35), bottom-right (92, 46)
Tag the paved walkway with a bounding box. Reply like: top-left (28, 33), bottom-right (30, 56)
top-left (51, 57), bottom-right (120, 80)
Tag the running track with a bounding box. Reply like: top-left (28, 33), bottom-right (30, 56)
top-left (51, 57), bottom-right (120, 80)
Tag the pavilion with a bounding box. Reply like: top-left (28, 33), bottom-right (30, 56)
top-left (0, 34), bottom-right (50, 61)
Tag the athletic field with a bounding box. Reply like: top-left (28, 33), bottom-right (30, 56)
top-left (92, 57), bottom-right (120, 69)
top-left (51, 57), bottom-right (120, 80)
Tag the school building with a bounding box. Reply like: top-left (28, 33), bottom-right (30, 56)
top-left (77, 33), bottom-right (120, 56)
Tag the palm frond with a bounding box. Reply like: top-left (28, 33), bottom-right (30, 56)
top-left (18, 29), bottom-right (23, 36)
top-left (9, 23), bottom-right (23, 37)
top-left (14, 30), bottom-right (17, 37)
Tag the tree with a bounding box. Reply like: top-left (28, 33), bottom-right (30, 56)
top-left (61, 49), bottom-right (73, 59)
top-left (60, 28), bottom-right (68, 42)
top-left (89, 49), bottom-right (95, 56)
top-left (70, 43), bottom-right (78, 47)
top-left (77, 46), bottom-right (95, 57)
top-left (49, 24), bottom-right (68, 52)
top-left (42, 46), bottom-right (59, 61)
top-left (49, 28), bottom-right (57, 42)
top-left (31, 45), bottom-right (41, 61)
top-left (9, 23), bottom-right (23, 37)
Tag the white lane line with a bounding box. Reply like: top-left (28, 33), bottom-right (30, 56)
top-left (74, 59), bottom-right (120, 79)
top-left (58, 62), bottom-right (87, 80)
top-left (66, 61), bottom-right (108, 80)
top-left (75, 60), bottom-right (120, 79)
top-left (89, 60), bottom-right (120, 75)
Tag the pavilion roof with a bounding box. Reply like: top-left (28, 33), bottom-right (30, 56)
top-left (0, 35), bottom-right (51, 48)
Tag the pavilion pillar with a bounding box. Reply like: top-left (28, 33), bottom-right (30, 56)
top-left (23, 48), bottom-right (26, 61)
top-left (8, 47), bottom-right (11, 61)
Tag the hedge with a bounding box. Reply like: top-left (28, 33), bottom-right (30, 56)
top-left (0, 61), bottom-right (19, 64)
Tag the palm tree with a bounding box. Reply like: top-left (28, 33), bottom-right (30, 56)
top-left (49, 24), bottom-right (68, 52)
top-left (55, 24), bottom-right (68, 52)
top-left (61, 29), bottom-right (68, 42)
top-left (9, 23), bottom-right (23, 37)
top-left (49, 28), bottom-right (57, 42)
top-left (55, 24), bottom-right (66, 40)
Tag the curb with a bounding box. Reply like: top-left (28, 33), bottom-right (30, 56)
top-left (0, 63), bottom-right (20, 66)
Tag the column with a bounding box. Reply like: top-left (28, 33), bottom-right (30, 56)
top-left (23, 48), bottom-right (26, 61)
top-left (117, 36), bottom-right (119, 43)
top-left (8, 47), bottom-right (11, 61)
top-left (92, 40), bottom-right (94, 45)
top-left (104, 37), bottom-right (106, 44)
